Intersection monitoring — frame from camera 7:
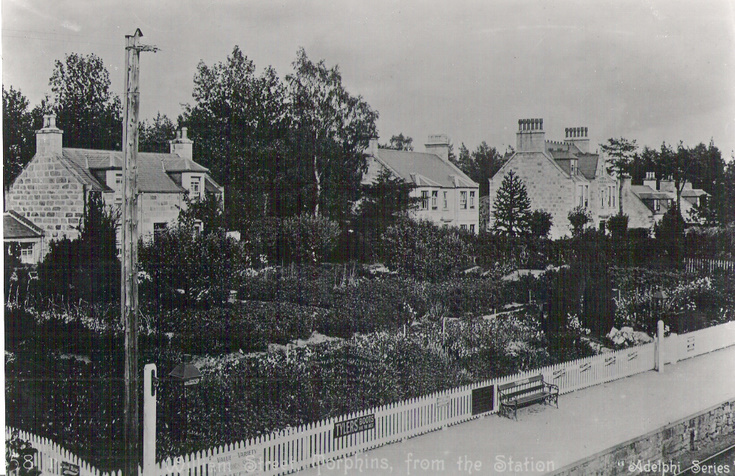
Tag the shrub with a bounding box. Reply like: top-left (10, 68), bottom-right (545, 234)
top-left (655, 204), bottom-right (686, 266)
top-left (37, 193), bottom-right (120, 305)
top-left (528, 210), bottom-right (553, 239)
top-left (139, 226), bottom-right (245, 308)
top-left (329, 277), bottom-right (426, 335)
top-left (424, 277), bottom-right (502, 317)
top-left (384, 218), bottom-right (474, 281)
top-left (607, 213), bottom-right (629, 240)
top-left (281, 213), bottom-right (341, 265)
top-left (154, 302), bottom-right (331, 354)
top-left (684, 225), bottom-right (735, 260)
top-left (243, 214), bottom-right (340, 266)
top-left (568, 206), bottom-right (591, 237)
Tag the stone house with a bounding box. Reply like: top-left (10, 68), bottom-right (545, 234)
top-left (4, 115), bottom-right (223, 259)
top-left (4, 210), bottom-right (45, 264)
top-left (623, 172), bottom-right (709, 229)
top-left (362, 135), bottom-right (480, 232)
top-left (487, 119), bottom-right (618, 238)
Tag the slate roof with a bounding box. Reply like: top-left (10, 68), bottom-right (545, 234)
top-left (577, 154), bottom-right (600, 180)
top-left (682, 189), bottom-right (709, 198)
top-left (62, 148), bottom-right (213, 193)
top-left (372, 149), bottom-right (478, 189)
top-left (4, 211), bottom-right (44, 239)
top-left (544, 142), bottom-right (601, 180)
top-left (630, 185), bottom-right (672, 200)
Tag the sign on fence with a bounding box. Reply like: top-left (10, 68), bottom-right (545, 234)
top-left (7, 320), bottom-right (735, 476)
top-left (61, 462), bottom-right (80, 476)
top-left (471, 385), bottom-right (494, 415)
top-left (333, 414), bottom-right (375, 438)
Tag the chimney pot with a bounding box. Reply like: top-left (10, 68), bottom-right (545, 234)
top-left (425, 134), bottom-right (450, 162)
top-left (36, 113), bottom-right (63, 156)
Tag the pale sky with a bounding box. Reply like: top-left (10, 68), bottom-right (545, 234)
top-left (3, 0), bottom-right (735, 158)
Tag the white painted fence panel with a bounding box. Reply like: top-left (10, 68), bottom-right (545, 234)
top-left (685, 258), bottom-right (735, 274)
top-left (9, 320), bottom-right (735, 476)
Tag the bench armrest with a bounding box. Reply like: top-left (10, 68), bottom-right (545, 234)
top-left (544, 382), bottom-right (559, 394)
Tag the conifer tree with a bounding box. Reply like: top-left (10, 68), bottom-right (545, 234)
top-left (492, 170), bottom-right (531, 236)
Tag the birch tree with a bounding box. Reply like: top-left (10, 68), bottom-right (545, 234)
top-left (286, 48), bottom-right (378, 219)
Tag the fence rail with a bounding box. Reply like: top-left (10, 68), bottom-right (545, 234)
top-left (685, 258), bottom-right (735, 274)
top-left (9, 320), bottom-right (735, 476)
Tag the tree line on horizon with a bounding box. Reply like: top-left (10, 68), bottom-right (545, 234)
top-left (4, 48), bottom-right (735, 239)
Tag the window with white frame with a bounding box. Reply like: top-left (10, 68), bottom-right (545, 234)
top-left (470, 191), bottom-right (475, 209)
top-left (469, 224), bottom-right (475, 233)
top-left (431, 190), bottom-right (438, 210)
top-left (577, 184), bottom-right (589, 208)
top-left (443, 191), bottom-right (448, 209)
top-left (460, 191), bottom-right (467, 209)
top-left (420, 190), bottom-right (429, 210)
top-left (460, 224), bottom-right (467, 230)
top-left (20, 243), bottom-right (34, 261)
top-left (190, 176), bottom-right (201, 198)
top-left (608, 186), bottom-right (612, 208)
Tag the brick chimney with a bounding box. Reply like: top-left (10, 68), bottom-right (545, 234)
top-left (564, 126), bottom-right (590, 153)
top-left (425, 134), bottom-right (450, 162)
top-left (643, 171), bottom-right (657, 189)
top-left (516, 119), bottom-right (545, 153)
top-left (170, 127), bottom-right (193, 159)
top-left (36, 114), bottom-right (63, 156)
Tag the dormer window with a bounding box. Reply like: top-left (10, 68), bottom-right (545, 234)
top-left (189, 175), bottom-right (202, 199)
top-left (570, 160), bottom-right (578, 175)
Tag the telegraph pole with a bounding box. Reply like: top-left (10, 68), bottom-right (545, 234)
top-left (121, 28), bottom-right (157, 476)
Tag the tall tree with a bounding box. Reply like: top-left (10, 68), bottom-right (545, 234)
top-left (601, 137), bottom-right (638, 214)
top-left (381, 133), bottom-right (413, 151)
top-left (722, 160), bottom-right (735, 225)
top-left (355, 169), bottom-right (418, 259)
top-left (139, 112), bottom-right (176, 153)
top-left (48, 53), bottom-right (123, 150)
top-left (656, 141), bottom-right (705, 211)
top-left (491, 170), bottom-right (531, 236)
top-left (629, 145), bottom-right (659, 185)
top-left (455, 141), bottom-right (506, 196)
top-left (3, 86), bottom-right (35, 190)
top-left (182, 46), bottom-right (289, 231)
top-left (286, 47), bottom-right (378, 219)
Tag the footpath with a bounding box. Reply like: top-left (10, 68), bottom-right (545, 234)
top-left (297, 345), bottom-right (735, 476)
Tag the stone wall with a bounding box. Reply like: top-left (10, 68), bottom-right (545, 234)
top-left (488, 152), bottom-right (575, 239)
top-left (5, 154), bottom-right (86, 256)
top-left (622, 184), bottom-right (657, 231)
top-left (552, 398), bottom-right (735, 475)
top-left (137, 192), bottom-right (184, 240)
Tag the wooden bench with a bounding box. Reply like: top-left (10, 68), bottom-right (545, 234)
top-left (498, 375), bottom-right (559, 420)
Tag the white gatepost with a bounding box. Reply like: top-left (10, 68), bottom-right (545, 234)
top-left (143, 364), bottom-right (157, 475)
top-left (656, 320), bottom-right (664, 373)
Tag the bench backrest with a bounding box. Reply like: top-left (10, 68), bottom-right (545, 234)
top-left (498, 375), bottom-right (544, 393)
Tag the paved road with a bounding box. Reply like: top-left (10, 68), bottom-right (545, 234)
top-left (297, 345), bottom-right (735, 476)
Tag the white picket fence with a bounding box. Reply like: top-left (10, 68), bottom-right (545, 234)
top-left (664, 320), bottom-right (735, 365)
top-left (9, 320), bottom-right (735, 476)
top-left (685, 257), bottom-right (735, 274)
top-left (4, 427), bottom-right (123, 476)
